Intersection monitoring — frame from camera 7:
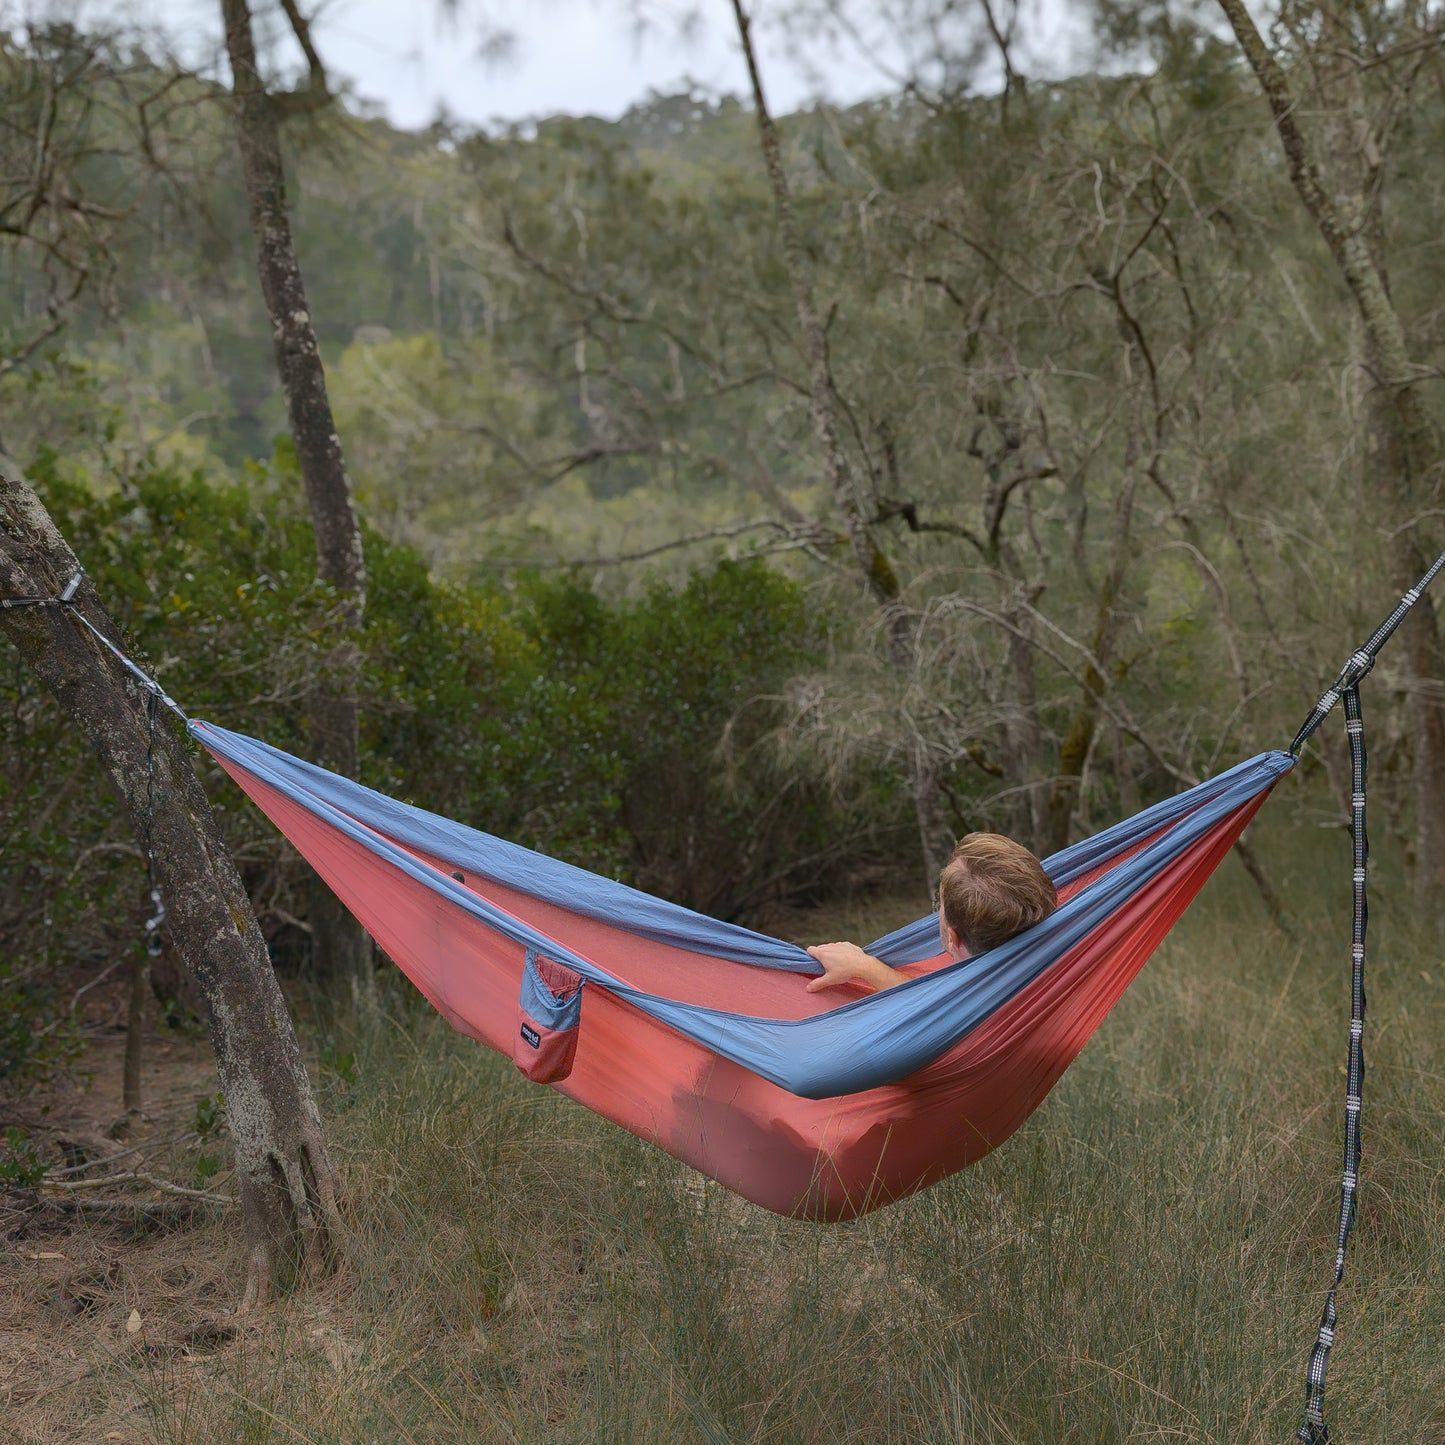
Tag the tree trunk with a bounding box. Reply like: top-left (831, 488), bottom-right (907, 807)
top-left (729, 0), bottom-right (901, 629)
top-left (220, 0), bottom-right (371, 992)
top-left (729, 0), bottom-right (951, 876)
top-left (1, 473), bottom-right (343, 1308)
top-left (1043, 471), bottom-right (1139, 855)
top-left (1216, 0), bottom-right (1445, 939)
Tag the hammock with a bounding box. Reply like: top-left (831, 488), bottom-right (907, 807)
top-left (194, 719), bottom-right (1291, 1221)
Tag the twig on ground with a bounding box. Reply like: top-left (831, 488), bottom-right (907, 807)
top-left (3, 1190), bottom-right (222, 1220)
top-left (35, 1170), bottom-right (236, 1202)
top-left (44, 1132), bottom-right (190, 1177)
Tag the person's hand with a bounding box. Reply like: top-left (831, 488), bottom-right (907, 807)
top-left (804, 942), bottom-right (901, 993)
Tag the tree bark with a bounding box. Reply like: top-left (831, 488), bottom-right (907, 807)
top-left (1217, 0), bottom-right (1445, 938)
top-left (1043, 470), bottom-right (1139, 855)
top-left (220, 0), bottom-right (371, 991)
top-left (0, 473), bottom-right (343, 1307)
top-left (729, 0), bottom-right (952, 877)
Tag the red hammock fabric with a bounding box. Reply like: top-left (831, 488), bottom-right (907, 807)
top-left (213, 747), bottom-right (1273, 1220)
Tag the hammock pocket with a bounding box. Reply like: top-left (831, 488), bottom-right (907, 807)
top-left (192, 719), bottom-right (1292, 1220)
top-left (515, 950), bottom-right (585, 1083)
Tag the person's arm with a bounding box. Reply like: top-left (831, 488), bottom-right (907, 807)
top-left (804, 941), bottom-right (904, 994)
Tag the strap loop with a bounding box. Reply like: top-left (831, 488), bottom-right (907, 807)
top-left (1296, 684), bottom-right (1370, 1443)
top-left (0, 566), bottom-right (83, 610)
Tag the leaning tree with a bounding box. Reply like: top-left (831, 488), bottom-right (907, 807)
top-left (1, 471), bottom-right (343, 1309)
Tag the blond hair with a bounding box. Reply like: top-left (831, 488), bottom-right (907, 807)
top-left (939, 833), bottom-right (1057, 953)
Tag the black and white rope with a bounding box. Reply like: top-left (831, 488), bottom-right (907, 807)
top-left (1290, 545), bottom-right (1445, 756)
top-left (0, 568), bottom-right (187, 720)
top-left (1296, 684), bottom-right (1368, 1444)
top-left (1288, 546), bottom-right (1445, 1439)
top-left (2, 567), bottom-right (177, 958)
top-left (141, 690), bottom-right (167, 956)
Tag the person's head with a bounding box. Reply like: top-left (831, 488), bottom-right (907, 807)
top-left (937, 833), bottom-right (1057, 959)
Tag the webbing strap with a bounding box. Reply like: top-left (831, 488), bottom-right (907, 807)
top-left (1290, 545), bottom-right (1445, 755)
top-left (0, 568), bottom-right (187, 720)
top-left (1296, 685), bottom-right (1368, 1444)
top-left (1288, 546), bottom-right (1445, 1439)
top-left (71, 609), bottom-right (188, 721)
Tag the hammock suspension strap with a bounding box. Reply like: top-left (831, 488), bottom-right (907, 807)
top-left (1289, 546), bottom-right (1445, 755)
top-left (5, 567), bottom-right (174, 953)
top-left (1291, 541), bottom-right (1445, 1441)
top-left (1296, 683), bottom-right (1368, 1444)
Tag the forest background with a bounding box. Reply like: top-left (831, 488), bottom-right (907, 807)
top-left (1, 0), bottom-right (1444, 1439)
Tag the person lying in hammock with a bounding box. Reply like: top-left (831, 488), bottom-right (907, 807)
top-left (806, 833), bottom-right (1058, 993)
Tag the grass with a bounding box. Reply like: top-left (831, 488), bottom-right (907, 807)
top-left (11, 816), bottom-right (1445, 1443)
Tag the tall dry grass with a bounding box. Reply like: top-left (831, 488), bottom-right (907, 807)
top-left (115, 819), bottom-right (1445, 1442)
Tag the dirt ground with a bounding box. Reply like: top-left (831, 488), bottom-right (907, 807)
top-left (1, 979), bottom-right (241, 1444)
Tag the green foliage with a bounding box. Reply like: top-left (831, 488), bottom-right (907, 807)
top-left (513, 560), bottom-right (887, 914)
top-left (0, 1125), bottom-right (48, 1185)
top-left (191, 1093), bottom-right (225, 1144)
top-left (191, 1151), bottom-right (221, 1188)
top-left (0, 980), bottom-right (71, 1081)
top-left (318, 1046), bottom-right (358, 1088)
top-left (327, 331), bottom-right (565, 565)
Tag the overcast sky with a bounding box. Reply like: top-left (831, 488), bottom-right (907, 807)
top-left (72, 0), bottom-right (1084, 131)
top-left (308, 0), bottom-right (893, 128)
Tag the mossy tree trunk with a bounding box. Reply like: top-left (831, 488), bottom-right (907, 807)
top-left (0, 472), bottom-right (343, 1309)
top-left (729, 0), bottom-right (952, 879)
top-left (220, 0), bottom-right (371, 993)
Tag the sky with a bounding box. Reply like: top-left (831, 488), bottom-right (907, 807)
top-left (71, 0), bottom-right (1086, 132)
top-left (306, 0), bottom-right (895, 129)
